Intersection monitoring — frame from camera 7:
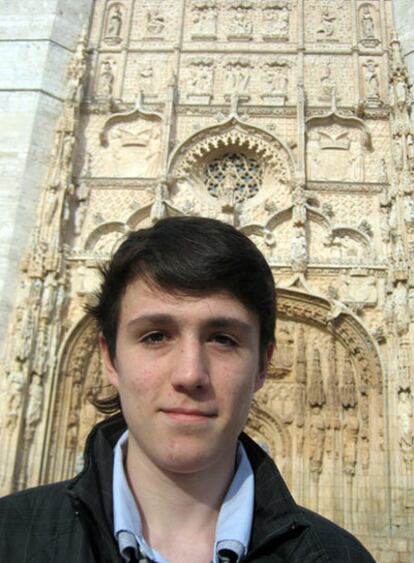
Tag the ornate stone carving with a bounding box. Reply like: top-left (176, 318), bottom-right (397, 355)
top-left (397, 390), bottom-right (414, 468)
top-left (205, 153), bottom-right (262, 210)
top-left (359, 4), bottom-right (380, 48)
top-left (309, 407), bottom-right (325, 474)
top-left (262, 0), bottom-right (290, 41)
top-left (98, 58), bottom-right (115, 98)
top-left (104, 3), bottom-right (124, 45)
top-left (224, 58), bottom-right (252, 101)
top-left (291, 226), bottom-right (308, 272)
top-left (191, 0), bottom-right (217, 40)
top-left (227, 1), bottom-right (253, 41)
top-left (319, 60), bottom-right (336, 100)
top-left (341, 355), bottom-right (357, 408)
top-left (97, 105), bottom-right (163, 178)
top-left (306, 99), bottom-right (372, 183)
top-left (363, 59), bottom-right (381, 106)
top-left (65, 32), bottom-right (87, 105)
top-left (342, 410), bottom-right (359, 475)
top-left (186, 57), bottom-right (214, 104)
top-left (261, 59), bottom-right (290, 105)
top-left (4, 368), bottom-right (26, 431)
top-left (317, 6), bottom-right (337, 42)
top-left (145, 9), bottom-right (165, 37)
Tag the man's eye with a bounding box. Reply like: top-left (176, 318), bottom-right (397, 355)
top-left (141, 331), bottom-right (166, 344)
top-left (212, 334), bottom-right (238, 347)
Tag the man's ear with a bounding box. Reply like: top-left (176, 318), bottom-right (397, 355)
top-left (100, 334), bottom-right (119, 389)
top-left (255, 342), bottom-right (274, 392)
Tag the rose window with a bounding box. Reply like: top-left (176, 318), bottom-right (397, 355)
top-left (205, 153), bottom-right (263, 204)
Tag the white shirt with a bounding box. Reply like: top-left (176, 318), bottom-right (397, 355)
top-left (112, 430), bottom-right (254, 562)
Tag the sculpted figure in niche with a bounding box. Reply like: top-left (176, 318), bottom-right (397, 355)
top-left (397, 390), bottom-right (413, 465)
top-left (272, 326), bottom-right (294, 377)
top-left (320, 61), bottom-right (335, 98)
top-left (349, 136), bottom-right (364, 182)
top-left (292, 185), bottom-right (306, 225)
top-left (6, 369), bottom-right (25, 430)
top-left (342, 412), bottom-right (359, 476)
top-left (192, 7), bottom-right (217, 36)
top-left (404, 196), bottom-right (414, 229)
top-left (395, 76), bottom-right (409, 107)
top-left (74, 180), bottom-right (90, 236)
top-left (66, 37), bottom-right (87, 104)
top-left (364, 60), bottom-right (380, 98)
top-left (361, 6), bottom-right (375, 39)
top-left (291, 227), bottom-right (308, 271)
top-left (309, 407), bottom-right (326, 475)
top-left (99, 59), bottom-right (115, 97)
top-left (231, 7), bottom-right (252, 35)
top-left (146, 9), bottom-right (165, 35)
top-left (225, 63), bottom-right (250, 96)
top-left (106, 6), bottom-right (123, 39)
top-left (406, 134), bottom-right (414, 166)
top-left (392, 135), bottom-right (404, 170)
top-left (14, 307), bottom-right (33, 364)
top-left (139, 63), bottom-right (154, 94)
top-left (263, 64), bottom-right (288, 97)
top-left (189, 65), bottom-right (213, 95)
top-left (317, 7), bottom-right (336, 40)
top-left (24, 375), bottom-right (44, 442)
top-left (394, 281), bottom-right (409, 335)
top-left (378, 158), bottom-right (388, 184)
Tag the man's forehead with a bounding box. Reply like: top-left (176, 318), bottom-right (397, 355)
top-left (119, 277), bottom-right (259, 327)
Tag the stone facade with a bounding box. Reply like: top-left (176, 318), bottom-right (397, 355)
top-left (1, 1), bottom-right (414, 561)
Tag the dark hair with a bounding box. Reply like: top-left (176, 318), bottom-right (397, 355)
top-left (88, 216), bottom-right (276, 413)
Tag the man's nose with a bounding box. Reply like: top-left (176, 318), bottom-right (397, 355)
top-left (170, 338), bottom-right (210, 390)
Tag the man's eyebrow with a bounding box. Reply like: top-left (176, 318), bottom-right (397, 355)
top-left (126, 314), bottom-right (175, 330)
top-left (126, 314), bottom-right (254, 334)
top-left (203, 317), bottom-right (253, 333)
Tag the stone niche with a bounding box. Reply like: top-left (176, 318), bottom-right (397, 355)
top-left (306, 107), bottom-right (372, 183)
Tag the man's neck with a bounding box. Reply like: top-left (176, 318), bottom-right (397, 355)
top-left (124, 439), bottom-right (237, 563)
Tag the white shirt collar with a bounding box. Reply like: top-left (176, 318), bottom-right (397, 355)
top-left (112, 430), bottom-right (254, 563)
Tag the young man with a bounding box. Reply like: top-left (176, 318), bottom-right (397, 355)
top-left (0, 217), bottom-right (375, 562)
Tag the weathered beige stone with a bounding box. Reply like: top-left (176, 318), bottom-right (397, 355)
top-left (1, 1), bottom-right (414, 561)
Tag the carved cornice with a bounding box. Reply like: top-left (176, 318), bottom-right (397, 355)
top-left (307, 181), bottom-right (385, 193)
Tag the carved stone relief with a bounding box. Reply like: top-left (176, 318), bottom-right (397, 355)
top-left (103, 3), bottom-right (125, 45)
top-left (145, 8), bottom-right (165, 37)
top-left (227, 1), bottom-right (253, 40)
top-left (363, 59), bottom-right (381, 106)
top-left (317, 6), bottom-right (338, 42)
top-left (262, 0), bottom-right (290, 41)
top-left (261, 59), bottom-right (290, 105)
top-left (190, 0), bottom-right (217, 40)
top-left (244, 289), bottom-right (384, 516)
top-left (307, 125), bottom-right (367, 182)
top-left (305, 0), bottom-right (350, 45)
top-left (359, 4), bottom-right (380, 48)
top-left (186, 57), bottom-right (214, 103)
top-left (224, 58), bottom-right (252, 101)
top-left (97, 57), bottom-right (116, 98)
top-left (95, 108), bottom-right (163, 178)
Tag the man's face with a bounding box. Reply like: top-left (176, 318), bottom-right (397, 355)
top-left (101, 278), bottom-right (273, 476)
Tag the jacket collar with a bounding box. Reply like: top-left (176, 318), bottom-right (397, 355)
top-left (67, 414), bottom-right (315, 559)
top-left (239, 433), bottom-right (311, 554)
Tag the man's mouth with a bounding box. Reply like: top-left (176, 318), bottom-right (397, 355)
top-left (160, 408), bottom-right (217, 422)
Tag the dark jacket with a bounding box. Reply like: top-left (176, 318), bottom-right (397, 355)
top-left (0, 414), bottom-right (375, 562)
